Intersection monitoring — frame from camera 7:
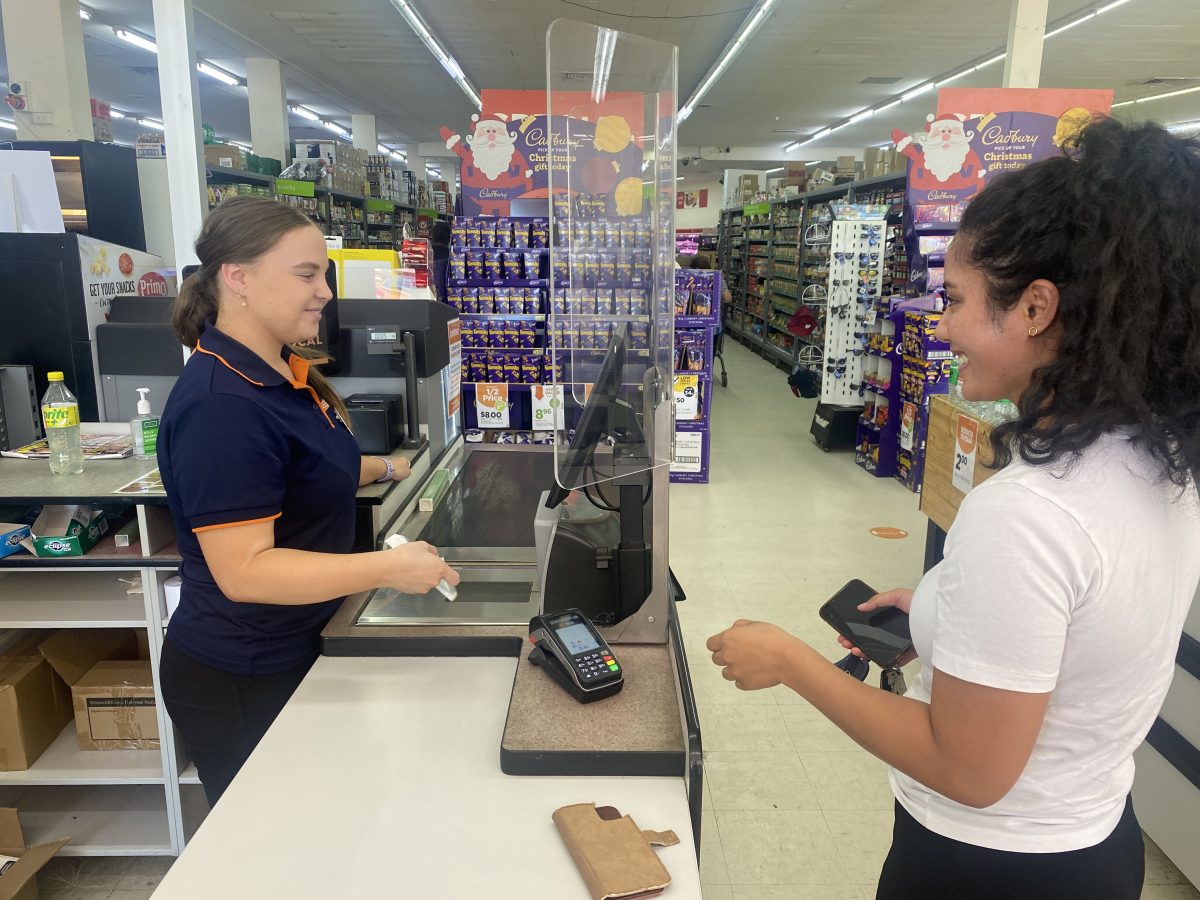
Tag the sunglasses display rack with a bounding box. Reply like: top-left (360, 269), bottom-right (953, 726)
top-left (820, 215), bottom-right (885, 406)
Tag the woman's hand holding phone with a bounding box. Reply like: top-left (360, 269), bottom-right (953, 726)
top-left (836, 588), bottom-right (917, 667)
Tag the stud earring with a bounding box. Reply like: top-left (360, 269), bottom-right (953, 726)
top-left (1028, 325), bottom-right (1039, 337)
top-left (239, 291), bottom-right (247, 307)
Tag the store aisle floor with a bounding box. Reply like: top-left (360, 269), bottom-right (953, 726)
top-left (669, 340), bottom-right (1199, 900)
top-left (30, 342), bottom-right (1197, 900)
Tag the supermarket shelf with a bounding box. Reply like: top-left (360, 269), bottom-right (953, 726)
top-left (0, 725), bottom-right (163, 786)
top-left (180, 763), bottom-right (201, 786)
top-left (0, 570), bottom-right (148, 627)
top-left (0, 784), bottom-right (173, 856)
top-left (768, 323), bottom-right (793, 336)
top-left (762, 343), bottom-right (796, 363)
top-left (772, 289), bottom-right (799, 301)
top-left (205, 165), bottom-right (274, 186)
top-left (0, 530), bottom-right (180, 570)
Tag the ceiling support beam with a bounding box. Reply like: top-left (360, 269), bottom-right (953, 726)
top-left (1002, 0), bottom-right (1048, 88)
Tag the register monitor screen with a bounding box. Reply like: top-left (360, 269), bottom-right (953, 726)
top-left (545, 321), bottom-right (631, 510)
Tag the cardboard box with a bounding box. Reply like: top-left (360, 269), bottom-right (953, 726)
top-left (203, 143), bottom-right (249, 171)
top-left (21, 507), bottom-right (108, 559)
top-left (920, 396), bottom-right (998, 532)
top-left (71, 661), bottom-right (159, 751)
top-left (0, 656), bottom-right (73, 771)
top-left (836, 155), bottom-right (857, 175)
top-left (0, 807), bottom-right (69, 900)
top-left (39, 630), bottom-right (139, 688)
top-left (0, 523), bottom-right (31, 560)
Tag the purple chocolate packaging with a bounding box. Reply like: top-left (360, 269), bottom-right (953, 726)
top-left (552, 256), bottom-right (569, 283)
top-left (479, 218), bottom-right (496, 249)
top-left (595, 291), bottom-right (615, 317)
top-left (503, 357), bottom-right (521, 383)
top-left (444, 287), bottom-right (461, 311)
top-left (597, 252), bottom-right (616, 284)
top-left (523, 251), bottom-right (540, 281)
top-left (630, 322), bottom-right (650, 349)
top-left (464, 251), bottom-right (483, 281)
top-left (571, 220), bottom-right (590, 248)
top-left (513, 220), bottom-right (530, 249)
top-left (619, 221), bottom-right (636, 249)
top-left (575, 322), bottom-right (594, 351)
top-left (495, 218), bottom-right (513, 249)
top-left (551, 291), bottom-right (567, 316)
top-left (524, 289), bottom-right (541, 315)
top-left (613, 292), bottom-right (632, 316)
top-left (493, 288), bottom-right (511, 316)
top-left (465, 219), bottom-right (482, 248)
top-left (450, 253), bottom-right (467, 281)
top-left (531, 219), bottom-right (549, 249)
top-left (468, 355), bottom-right (486, 382)
top-left (518, 322), bottom-right (536, 349)
top-left (502, 319), bottom-right (520, 349)
top-left (615, 250), bottom-right (633, 286)
top-left (520, 357), bottom-right (540, 384)
top-left (631, 293), bottom-right (649, 317)
top-left (451, 220), bottom-right (467, 247)
top-left (482, 250), bottom-right (501, 281)
top-left (487, 355), bottom-right (504, 383)
top-left (459, 288), bottom-right (478, 315)
top-left (477, 288), bottom-right (495, 315)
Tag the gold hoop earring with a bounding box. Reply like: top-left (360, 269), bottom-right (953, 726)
top-left (1028, 326), bottom-right (1039, 337)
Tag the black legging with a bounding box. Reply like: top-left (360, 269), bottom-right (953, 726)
top-left (160, 638), bottom-right (313, 807)
top-left (876, 795), bottom-right (1144, 900)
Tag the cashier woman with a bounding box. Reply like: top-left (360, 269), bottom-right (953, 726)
top-left (156, 197), bottom-right (461, 807)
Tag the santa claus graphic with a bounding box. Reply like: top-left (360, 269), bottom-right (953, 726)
top-left (892, 114), bottom-right (986, 196)
top-left (440, 114), bottom-right (534, 215)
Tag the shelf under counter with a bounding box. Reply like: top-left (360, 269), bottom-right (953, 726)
top-left (0, 570), bottom-right (150, 628)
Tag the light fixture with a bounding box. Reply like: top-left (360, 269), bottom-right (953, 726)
top-left (289, 105), bottom-right (322, 122)
top-left (848, 110), bottom-right (874, 125)
top-left (379, 144), bottom-right (409, 163)
top-left (901, 83), bottom-right (934, 102)
top-left (591, 27), bottom-right (618, 104)
top-left (108, 109), bottom-right (126, 120)
top-left (113, 28), bottom-right (157, 54)
top-left (785, 126), bottom-right (832, 152)
top-left (763, 167), bottom-right (784, 173)
top-left (387, 0), bottom-right (482, 109)
top-left (1135, 84), bottom-right (1200, 104)
top-left (137, 117), bottom-right (164, 130)
top-left (229, 141), bottom-right (252, 152)
top-left (196, 61), bottom-right (242, 87)
top-left (0, 120), bottom-right (16, 132)
top-left (79, 5), bottom-right (93, 20)
top-left (778, 0), bottom-right (1141, 151)
top-left (323, 120), bottom-right (351, 139)
top-left (679, 0), bottom-right (775, 122)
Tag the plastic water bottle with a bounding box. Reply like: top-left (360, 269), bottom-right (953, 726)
top-left (41, 372), bottom-right (84, 475)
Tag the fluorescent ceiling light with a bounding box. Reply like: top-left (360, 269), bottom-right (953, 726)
top-left (975, 53), bottom-right (1007, 70)
top-left (323, 120), bottom-right (350, 139)
top-left (1111, 99), bottom-right (1135, 108)
top-left (591, 27), bottom-right (618, 104)
top-left (1135, 84), bottom-right (1200, 103)
top-left (137, 117), bottom-right (164, 129)
top-left (391, 150), bottom-right (407, 162)
top-left (901, 83), bottom-right (934, 102)
top-left (79, 6), bottom-right (93, 20)
top-left (387, 0), bottom-right (481, 110)
top-left (114, 28), bottom-right (157, 54)
top-left (289, 105), bottom-right (321, 122)
top-left (229, 141), bottom-right (251, 152)
top-left (196, 61), bottom-right (242, 87)
top-left (1096, 0), bottom-right (1133, 11)
top-left (108, 109), bottom-right (126, 120)
top-left (1045, 12), bottom-right (1095, 38)
top-left (848, 110), bottom-right (873, 125)
top-left (678, 0), bottom-right (775, 120)
top-left (764, 167), bottom-right (784, 173)
top-left (875, 99), bottom-right (902, 113)
top-left (936, 68), bottom-right (974, 87)
top-left (0, 120), bottom-right (16, 131)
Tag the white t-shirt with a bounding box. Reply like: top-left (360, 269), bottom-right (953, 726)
top-left (891, 432), bottom-right (1200, 853)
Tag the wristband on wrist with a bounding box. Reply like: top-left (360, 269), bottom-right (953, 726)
top-left (373, 456), bottom-right (394, 483)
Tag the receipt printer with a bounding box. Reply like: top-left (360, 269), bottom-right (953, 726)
top-left (345, 393), bottom-right (405, 454)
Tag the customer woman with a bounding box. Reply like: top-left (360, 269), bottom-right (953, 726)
top-left (158, 197), bottom-right (460, 807)
top-left (707, 118), bottom-right (1200, 899)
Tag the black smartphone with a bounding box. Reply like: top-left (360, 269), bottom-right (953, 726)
top-left (818, 579), bottom-right (913, 669)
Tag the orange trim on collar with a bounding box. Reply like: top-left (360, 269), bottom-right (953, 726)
top-left (194, 341), bottom-right (265, 387)
top-left (288, 354), bottom-right (310, 383)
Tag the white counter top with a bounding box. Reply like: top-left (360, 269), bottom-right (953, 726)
top-left (152, 656), bottom-right (702, 899)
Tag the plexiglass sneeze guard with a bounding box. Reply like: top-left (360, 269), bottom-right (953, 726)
top-left (546, 19), bottom-right (677, 495)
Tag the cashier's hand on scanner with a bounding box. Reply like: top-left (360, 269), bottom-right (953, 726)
top-left (382, 540), bottom-right (461, 596)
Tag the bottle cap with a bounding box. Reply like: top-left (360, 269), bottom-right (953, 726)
top-left (136, 387), bottom-right (151, 415)
top-left (47, 371), bottom-right (64, 382)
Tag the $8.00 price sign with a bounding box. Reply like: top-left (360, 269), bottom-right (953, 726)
top-left (476, 384), bottom-right (510, 429)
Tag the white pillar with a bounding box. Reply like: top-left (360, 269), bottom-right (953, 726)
top-left (1002, 0), bottom-right (1048, 89)
top-left (151, 0), bottom-right (206, 268)
top-left (246, 58), bottom-right (291, 165)
top-left (0, 0), bottom-right (94, 139)
top-left (352, 115), bottom-right (377, 153)
top-left (405, 143), bottom-right (427, 178)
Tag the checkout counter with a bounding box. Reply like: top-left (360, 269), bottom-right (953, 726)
top-left (151, 265), bottom-right (703, 895)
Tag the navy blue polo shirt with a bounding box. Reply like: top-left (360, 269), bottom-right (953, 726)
top-left (157, 320), bottom-right (361, 675)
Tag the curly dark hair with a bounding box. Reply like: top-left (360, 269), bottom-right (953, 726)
top-left (957, 117), bottom-right (1200, 487)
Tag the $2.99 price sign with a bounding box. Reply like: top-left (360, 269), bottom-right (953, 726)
top-left (475, 384), bottom-right (510, 429)
top-left (952, 413), bottom-right (979, 494)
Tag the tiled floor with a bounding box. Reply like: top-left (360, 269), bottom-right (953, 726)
top-left (37, 341), bottom-right (1198, 899)
top-left (669, 341), bottom-right (1199, 900)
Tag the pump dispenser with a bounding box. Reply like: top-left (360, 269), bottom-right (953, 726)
top-left (130, 388), bottom-right (159, 460)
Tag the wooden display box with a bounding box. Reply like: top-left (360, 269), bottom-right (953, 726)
top-left (919, 396), bottom-right (999, 532)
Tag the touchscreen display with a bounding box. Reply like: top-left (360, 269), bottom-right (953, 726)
top-left (837, 607), bottom-right (911, 663)
top-left (555, 621), bottom-right (600, 655)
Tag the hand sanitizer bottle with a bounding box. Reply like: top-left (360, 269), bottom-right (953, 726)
top-left (130, 388), bottom-right (159, 461)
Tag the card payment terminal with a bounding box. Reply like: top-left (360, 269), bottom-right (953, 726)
top-left (528, 609), bottom-right (625, 703)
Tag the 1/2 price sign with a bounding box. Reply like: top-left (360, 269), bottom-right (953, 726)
top-left (952, 413), bottom-right (979, 494)
top-left (476, 384), bottom-right (510, 429)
